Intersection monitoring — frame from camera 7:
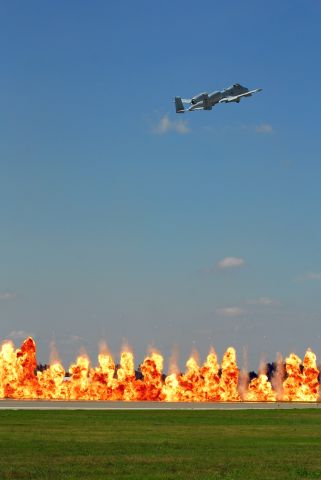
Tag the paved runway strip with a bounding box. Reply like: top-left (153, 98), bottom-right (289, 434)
top-left (1, 400), bottom-right (321, 410)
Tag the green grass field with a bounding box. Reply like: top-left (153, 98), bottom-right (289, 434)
top-left (1, 409), bottom-right (321, 480)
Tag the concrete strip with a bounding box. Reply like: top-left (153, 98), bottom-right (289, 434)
top-left (1, 400), bottom-right (321, 410)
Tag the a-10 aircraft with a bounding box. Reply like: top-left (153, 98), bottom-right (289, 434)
top-left (175, 83), bottom-right (262, 113)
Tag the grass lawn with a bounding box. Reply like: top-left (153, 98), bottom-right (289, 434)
top-left (1, 409), bottom-right (321, 479)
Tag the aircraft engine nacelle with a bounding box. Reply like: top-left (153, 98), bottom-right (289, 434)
top-left (191, 92), bottom-right (207, 105)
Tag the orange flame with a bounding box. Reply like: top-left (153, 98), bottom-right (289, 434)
top-left (0, 337), bottom-right (320, 401)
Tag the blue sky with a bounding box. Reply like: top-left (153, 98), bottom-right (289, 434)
top-left (1, 1), bottom-right (321, 369)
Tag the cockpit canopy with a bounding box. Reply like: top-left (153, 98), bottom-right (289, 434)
top-left (223, 83), bottom-right (242, 91)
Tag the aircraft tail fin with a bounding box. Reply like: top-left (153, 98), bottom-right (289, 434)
top-left (175, 97), bottom-right (185, 113)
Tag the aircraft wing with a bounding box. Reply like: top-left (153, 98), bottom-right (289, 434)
top-left (181, 98), bottom-right (192, 104)
top-left (219, 88), bottom-right (262, 103)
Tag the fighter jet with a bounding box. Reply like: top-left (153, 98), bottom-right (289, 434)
top-left (175, 83), bottom-right (262, 113)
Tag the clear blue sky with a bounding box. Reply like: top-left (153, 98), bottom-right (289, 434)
top-left (1, 1), bottom-right (321, 369)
